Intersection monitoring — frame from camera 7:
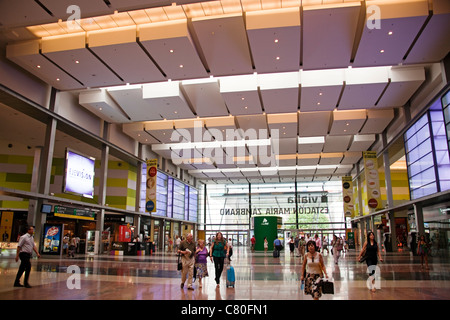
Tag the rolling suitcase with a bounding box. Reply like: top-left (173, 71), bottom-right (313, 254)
top-left (226, 264), bottom-right (235, 288)
top-left (273, 248), bottom-right (280, 258)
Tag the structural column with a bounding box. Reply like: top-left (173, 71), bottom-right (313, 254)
top-left (96, 122), bottom-right (109, 254)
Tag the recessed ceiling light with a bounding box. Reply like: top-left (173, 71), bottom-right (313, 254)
top-left (75, 60), bottom-right (79, 64)
top-left (380, 49), bottom-right (385, 53)
top-left (169, 49), bottom-right (174, 53)
top-left (274, 39), bottom-right (279, 43)
top-left (56, 78), bottom-right (60, 81)
top-left (388, 31), bottom-right (393, 35)
top-left (276, 56), bottom-right (280, 60)
top-left (37, 65), bottom-right (41, 68)
top-left (317, 102), bottom-right (321, 105)
top-left (319, 92), bottom-right (323, 96)
top-left (244, 106), bottom-right (248, 109)
top-left (99, 107), bottom-right (102, 111)
top-left (179, 64), bottom-right (184, 68)
top-left (174, 111), bottom-right (178, 114)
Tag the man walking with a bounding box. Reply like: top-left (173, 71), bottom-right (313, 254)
top-left (14, 226), bottom-right (40, 288)
top-left (178, 233), bottom-right (196, 290)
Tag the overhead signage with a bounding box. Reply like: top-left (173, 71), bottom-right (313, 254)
top-left (342, 176), bottom-right (354, 217)
top-left (146, 159), bottom-right (158, 213)
top-left (363, 151), bottom-right (382, 210)
top-left (220, 193), bottom-right (329, 216)
top-left (53, 205), bottom-right (95, 221)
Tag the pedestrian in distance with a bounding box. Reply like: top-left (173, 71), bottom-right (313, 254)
top-left (210, 232), bottom-right (229, 288)
top-left (14, 226), bottom-right (40, 288)
top-left (331, 234), bottom-right (342, 265)
top-left (264, 237), bottom-right (268, 254)
top-left (300, 240), bottom-right (328, 300)
top-left (417, 234), bottom-right (430, 270)
top-left (178, 233), bottom-right (196, 290)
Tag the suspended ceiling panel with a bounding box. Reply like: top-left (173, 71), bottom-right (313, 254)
top-left (359, 109), bottom-right (395, 134)
top-left (403, 0), bottom-right (450, 64)
top-left (41, 32), bottom-right (124, 87)
top-left (145, 120), bottom-right (176, 143)
top-left (219, 74), bottom-right (262, 116)
top-left (329, 109), bottom-right (367, 135)
top-left (267, 113), bottom-right (298, 138)
top-left (0, 0), bottom-right (55, 28)
top-left (338, 66), bottom-right (389, 109)
top-left (323, 135), bottom-right (352, 152)
top-left (302, 2), bottom-right (361, 70)
top-left (377, 67), bottom-right (425, 108)
top-left (341, 151), bottom-right (362, 165)
top-left (88, 26), bottom-right (165, 83)
top-left (235, 114), bottom-right (268, 134)
top-left (182, 78), bottom-right (229, 117)
top-left (6, 40), bottom-right (83, 90)
top-left (138, 19), bottom-right (209, 80)
top-left (79, 89), bottom-right (130, 123)
top-left (106, 85), bottom-right (163, 121)
top-left (204, 116), bottom-right (237, 140)
top-left (297, 154), bottom-right (320, 166)
top-left (173, 118), bottom-right (207, 142)
top-left (352, 0), bottom-right (429, 67)
top-left (277, 154), bottom-right (297, 166)
top-left (319, 152), bottom-right (344, 165)
top-left (122, 122), bottom-right (159, 144)
top-left (191, 13), bottom-right (253, 76)
top-left (142, 81), bottom-right (195, 119)
top-left (258, 72), bottom-right (299, 113)
top-left (299, 68), bottom-right (345, 111)
top-left (298, 111), bottom-right (331, 137)
top-left (298, 136), bottom-right (325, 154)
top-left (246, 7), bottom-right (301, 73)
top-left (276, 137), bottom-right (297, 155)
top-left (348, 134), bottom-right (376, 151)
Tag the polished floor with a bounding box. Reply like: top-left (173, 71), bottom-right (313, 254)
top-left (1, 246), bottom-right (449, 301)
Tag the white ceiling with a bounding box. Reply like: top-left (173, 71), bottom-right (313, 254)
top-left (2, 0), bottom-right (450, 184)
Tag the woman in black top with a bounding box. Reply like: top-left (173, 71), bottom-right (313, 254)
top-left (358, 231), bottom-right (383, 292)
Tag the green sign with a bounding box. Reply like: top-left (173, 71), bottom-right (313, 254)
top-left (253, 216), bottom-right (281, 251)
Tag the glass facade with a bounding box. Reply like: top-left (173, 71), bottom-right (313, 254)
top-left (199, 181), bottom-right (345, 234)
top-left (404, 95), bottom-right (450, 200)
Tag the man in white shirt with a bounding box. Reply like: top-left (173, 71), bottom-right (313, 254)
top-left (14, 226), bottom-right (40, 288)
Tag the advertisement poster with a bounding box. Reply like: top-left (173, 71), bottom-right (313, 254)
top-left (42, 224), bottom-right (63, 255)
top-left (146, 159), bottom-right (158, 213)
top-left (119, 225), bottom-right (132, 242)
top-left (342, 176), bottom-right (354, 218)
top-left (363, 151), bottom-right (382, 211)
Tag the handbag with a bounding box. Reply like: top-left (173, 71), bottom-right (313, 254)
top-left (177, 254), bottom-right (182, 271)
top-left (321, 279), bottom-right (334, 294)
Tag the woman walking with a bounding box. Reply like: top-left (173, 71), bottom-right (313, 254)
top-left (300, 240), bottom-right (328, 300)
top-left (210, 232), bottom-right (229, 288)
top-left (417, 234), bottom-right (430, 270)
top-left (358, 231), bottom-right (383, 292)
top-left (331, 235), bottom-right (342, 265)
top-left (195, 239), bottom-right (209, 288)
top-left (264, 237), bottom-right (268, 254)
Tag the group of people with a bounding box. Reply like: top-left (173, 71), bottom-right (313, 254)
top-left (177, 232), bottom-right (232, 290)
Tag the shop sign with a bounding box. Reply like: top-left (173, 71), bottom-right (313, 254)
top-left (54, 206), bottom-right (95, 221)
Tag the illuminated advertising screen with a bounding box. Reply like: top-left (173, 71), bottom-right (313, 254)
top-left (63, 148), bottom-right (95, 198)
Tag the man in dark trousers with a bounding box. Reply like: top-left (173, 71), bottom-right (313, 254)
top-left (14, 226), bottom-right (40, 288)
